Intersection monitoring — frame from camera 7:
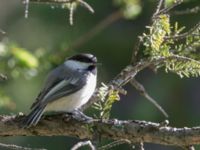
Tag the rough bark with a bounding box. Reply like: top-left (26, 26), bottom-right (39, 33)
top-left (1, 115), bottom-right (200, 147)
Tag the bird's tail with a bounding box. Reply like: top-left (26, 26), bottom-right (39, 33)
top-left (22, 107), bottom-right (45, 128)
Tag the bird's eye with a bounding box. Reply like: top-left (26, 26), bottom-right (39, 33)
top-left (87, 65), bottom-right (95, 71)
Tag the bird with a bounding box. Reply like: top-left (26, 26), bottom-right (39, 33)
top-left (22, 53), bottom-right (97, 127)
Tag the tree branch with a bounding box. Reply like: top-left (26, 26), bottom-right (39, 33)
top-left (153, 0), bottom-right (166, 17)
top-left (1, 115), bottom-right (200, 147)
top-left (0, 142), bottom-right (46, 150)
top-left (172, 6), bottom-right (200, 15)
top-left (186, 145), bottom-right (196, 150)
top-left (153, 0), bottom-right (183, 18)
top-left (133, 142), bottom-right (145, 150)
top-left (83, 54), bottom-right (196, 110)
top-left (26, 0), bottom-right (76, 4)
top-left (71, 140), bottom-right (96, 150)
top-left (130, 78), bottom-right (168, 118)
top-left (22, 0), bottom-right (94, 25)
top-left (98, 139), bottom-right (131, 150)
top-left (165, 21), bottom-right (200, 40)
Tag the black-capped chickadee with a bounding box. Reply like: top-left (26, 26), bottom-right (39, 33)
top-left (22, 53), bottom-right (97, 127)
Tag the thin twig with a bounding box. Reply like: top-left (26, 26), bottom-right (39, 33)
top-left (139, 143), bottom-right (145, 150)
top-left (98, 139), bottom-right (131, 150)
top-left (172, 6), bottom-right (200, 15)
top-left (0, 142), bottom-right (46, 150)
top-left (157, 0), bottom-right (183, 14)
top-left (78, 0), bottom-right (94, 13)
top-left (165, 21), bottom-right (200, 40)
top-left (153, 0), bottom-right (166, 17)
top-left (68, 0), bottom-right (94, 25)
top-left (22, 0), bottom-right (30, 18)
top-left (130, 78), bottom-right (169, 118)
top-left (24, 0), bottom-right (94, 25)
top-left (153, 0), bottom-right (183, 19)
top-left (185, 145), bottom-right (195, 150)
top-left (69, 2), bottom-right (75, 25)
top-left (131, 36), bottom-right (143, 64)
top-left (26, 0), bottom-right (74, 4)
top-left (71, 140), bottom-right (96, 150)
top-left (28, 0), bottom-right (94, 12)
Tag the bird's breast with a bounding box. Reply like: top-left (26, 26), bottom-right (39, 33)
top-left (45, 73), bottom-right (96, 112)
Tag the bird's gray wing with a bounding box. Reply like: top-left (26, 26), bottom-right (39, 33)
top-left (30, 65), bottom-right (86, 109)
top-left (42, 77), bottom-right (86, 103)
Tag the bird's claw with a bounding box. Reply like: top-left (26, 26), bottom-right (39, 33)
top-left (65, 110), bottom-right (93, 123)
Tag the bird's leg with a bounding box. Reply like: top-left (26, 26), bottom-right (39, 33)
top-left (69, 109), bottom-right (93, 123)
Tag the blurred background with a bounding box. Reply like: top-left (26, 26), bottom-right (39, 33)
top-left (0, 0), bottom-right (200, 149)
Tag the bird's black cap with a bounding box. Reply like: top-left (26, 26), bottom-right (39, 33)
top-left (69, 53), bottom-right (97, 64)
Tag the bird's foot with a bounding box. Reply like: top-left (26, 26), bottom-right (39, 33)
top-left (65, 110), bottom-right (93, 123)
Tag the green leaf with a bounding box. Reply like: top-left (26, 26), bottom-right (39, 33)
top-left (164, 55), bottom-right (200, 78)
top-left (144, 14), bottom-right (171, 57)
top-left (92, 83), bottom-right (121, 119)
top-left (10, 46), bottom-right (39, 68)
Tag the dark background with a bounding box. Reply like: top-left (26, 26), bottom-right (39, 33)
top-left (0, 0), bottom-right (200, 149)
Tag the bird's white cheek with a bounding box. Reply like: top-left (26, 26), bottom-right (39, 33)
top-left (45, 73), bottom-right (96, 112)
